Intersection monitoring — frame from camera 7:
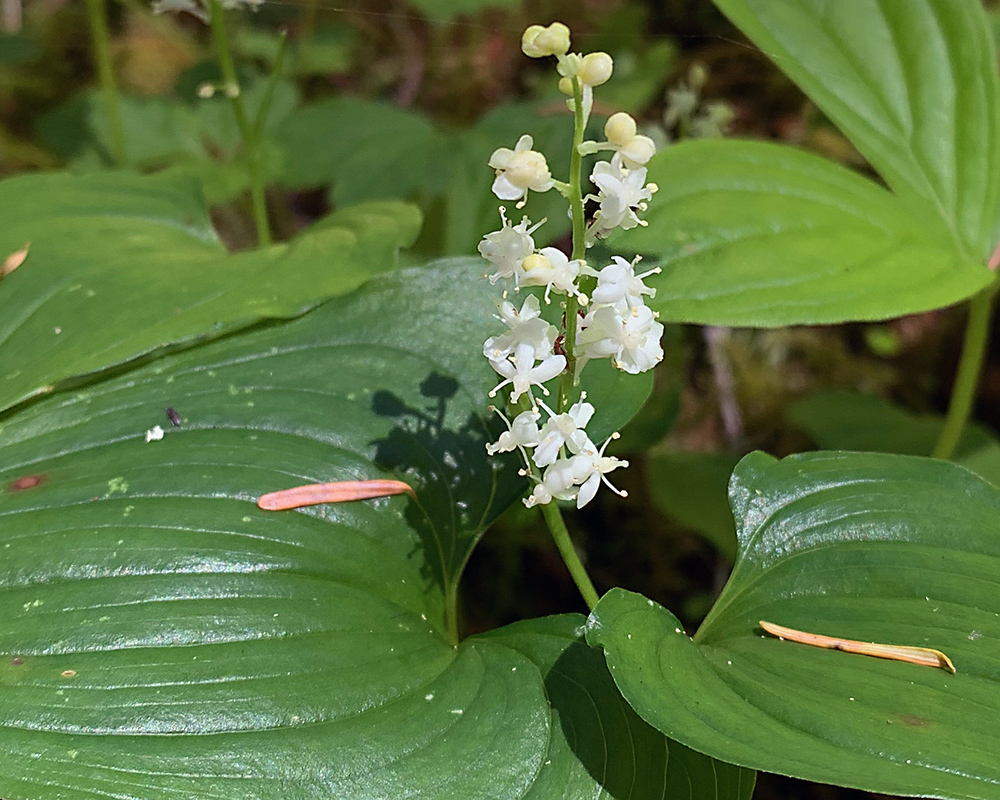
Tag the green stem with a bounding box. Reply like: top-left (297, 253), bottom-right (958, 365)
top-left (537, 76), bottom-right (601, 612)
top-left (300, 0), bottom-right (318, 51)
top-left (443, 579), bottom-right (459, 646)
top-left (251, 29), bottom-right (288, 144)
top-left (933, 286), bottom-right (997, 460)
top-left (207, 0), bottom-right (272, 246)
top-left (84, 0), bottom-right (126, 167)
top-left (540, 501), bottom-right (599, 610)
top-left (557, 77), bottom-right (588, 413)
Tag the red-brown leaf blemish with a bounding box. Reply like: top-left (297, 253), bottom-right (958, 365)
top-left (897, 714), bottom-right (932, 728)
top-left (10, 657), bottom-right (24, 667)
top-left (9, 474), bottom-right (46, 492)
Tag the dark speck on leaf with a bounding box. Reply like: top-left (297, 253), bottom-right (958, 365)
top-left (166, 407), bottom-right (181, 427)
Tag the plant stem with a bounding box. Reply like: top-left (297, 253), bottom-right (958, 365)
top-left (84, 0), bottom-right (126, 167)
top-left (933, 286), bottom-right (997, 460)
top-left (557, 77), bottom-right (587, 413)
top-left (207, 0), bottom-right (272, 247)
top-left (538, 77), bottom-right (601, 612)
top-left (443, 579), bottom-right (459, 646)
top-left (251, 29), bottom-right (288, 144)
top-left (540, 501), bottom-right (599, 610)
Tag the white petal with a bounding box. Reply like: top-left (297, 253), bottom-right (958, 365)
top-left (492, 175), bottom-right (525, 201)
top-left (576, 471), bottom-right (601, 508)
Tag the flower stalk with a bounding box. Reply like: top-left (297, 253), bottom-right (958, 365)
top-left (207, 0), bottom-right (272, 246)
top-left (539, 501), bottom-right (600, 610)
top-left (933, 285), bottom-right (997, 460)
top-left (478, 22), bottom-right (663, 606)
top-left (84, 0), bottom-right (126, 167)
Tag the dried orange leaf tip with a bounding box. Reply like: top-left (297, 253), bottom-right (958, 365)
top-left (1, 242), bottom-right (30, 278)
top-left (257, 479), bottom-right (416, 511)
top-left (759, 620), bottom-right (956, 674)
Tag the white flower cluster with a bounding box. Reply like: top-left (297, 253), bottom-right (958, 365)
top-left (478, 22), bottom-right (665, 510)
top-left (151, 0), bottom-right (262, 22)
top-left (489, 398), bottom-right (628, 509)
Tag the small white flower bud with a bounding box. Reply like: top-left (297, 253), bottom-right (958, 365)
top-left (521, 22), bottom-right (571, 58)
top-left (579, 52), bottom-right (613, 87)
top-left (604, 112), bottom-right (637, 146)
top-left (557, 76), bottom-right (574, 96)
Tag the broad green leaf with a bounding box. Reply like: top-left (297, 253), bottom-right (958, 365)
top-left (628, 139), bottom-right (990, 326)
top-left (0, 261), bottom-right (715, 798)
top-left (37, 82), bottom-right (296, 202)
top-left (0, 170), bottom-right (421, 413)
top-left (646, 451), bottom-right (740, 559)
top-left (713, 0), bottom-right (1000, 261)
top-left (276, 98), bottom-right (576, 255)
top-left (588, 451), bottom-right (1000, 798)
top-left (484, 616), bottom-right (756, 800)
top-left (278, 96), bottom-right (447, 200)
top-left (790, 390), bottom-right (1000, 485)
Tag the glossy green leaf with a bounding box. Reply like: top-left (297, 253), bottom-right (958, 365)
top-left (588, 451), bottom-right (1000, 797)
top-left (790, 390), bottom-right (1000, 485)
top-left (0, 261), bottom-right (733, 798)
top-left (628, 139), bottom-right (990, 326)
top-left (0, 170), bottom-right (420, 413)
top-left (713, 0), bottom-right (1000, 260)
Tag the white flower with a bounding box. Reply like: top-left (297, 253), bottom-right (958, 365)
top-left (574, 435), bottom-right (628, 508)
top-left (524, 440), bottom-right (627, 509)
top-left (483, 295), bottom-right (558, 362)
top-left (587, 161), bottom-right (657, 241)
top-left (151, 0), bottom-right (208, 20)
top-left (152, 0), bottom-right (261, 17)
top-left (489, 342), bottom-right (566, 404)
top-left (486, 409), bottom-right (542, 456)
top-left (591, 255), bottom-right (660, 310)
top-left (524, 456), bottom-right (586, 508)
top-left (615, 136), bottom-right (656, 169)
top-left (478, 208), bottom-right (543, 284)
top-left (532, 398), bottom-right (595, 467)
top-left (489, 135), bottom-right (554, 203)
top-left (516, 247), bottom-right (584, 302)
top-left (599, 112), bottom-right (656, 169)
top-left (577, 304), bottom-right (664, 374)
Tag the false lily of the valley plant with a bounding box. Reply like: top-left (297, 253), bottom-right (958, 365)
top-left (480, 23), bottom-right (661, 514)
top-left (3, 1), bottom-right (1000, 799)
